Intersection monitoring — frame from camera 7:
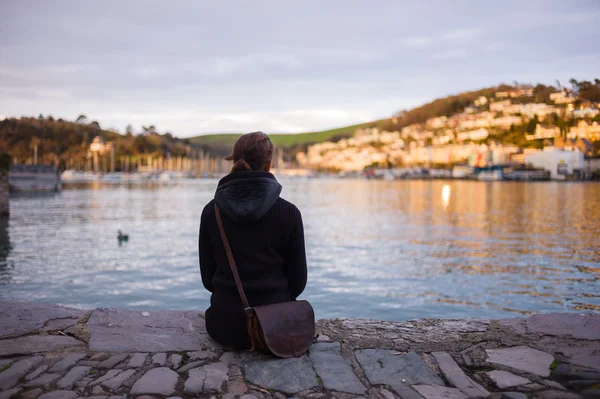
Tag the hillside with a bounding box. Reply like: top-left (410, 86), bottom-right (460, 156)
top-left (2, 79), bottom-right (598, 171)
top-left (0, 116), bottom-right (194, 169)
top-left (189, 85), bottom-right (517, 154)
top-left (188, 123), bottom-right (370, 155)
top-left (297, 79), bottom-right (600, 171)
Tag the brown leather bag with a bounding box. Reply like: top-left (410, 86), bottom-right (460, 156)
top-left (214, 204), bottom-right (315, 358)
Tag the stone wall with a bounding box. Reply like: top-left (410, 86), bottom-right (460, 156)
top-left (0, 171), bottom-right (8, 216)
top-left (0, 302), bottom-right (599, 399)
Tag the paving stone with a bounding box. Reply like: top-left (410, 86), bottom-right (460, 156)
top-left (177, 360), bottom-right (205, 374)
top-left (565, 380), bottom-right (598, 391)
top-left (552, 363), bottom-right (600, 381)
top-left (219, 352), bottom-right (238, 365)
top-left (185, 367), bottom-right (206, 394)
top-left (0, 302), bottom-right (86, 339)
top-left (87, 397), bottom-right (108, 399)
top-left (188, 350), bottom-right (218, 361)
top-left (166, 397), bottom-right (185, 399)
top-left (535, 390), bottom-right (584, 399)
top-left (151, 353), bottom-right (167, 366)
top-left (541, 379), bottom-right (566, 391)
top-left (556, 347), bottom-right (600, 372)
top-left (25, 365), bottom-right (48, 381)
top-left (91, 384), bottom-right (107, 394)
top-left (523, 383), bottom-right (544, 390)
top-left (20, 387), bottom-right (44, 399)
top-left (432, 351), bottom-right (489, 398)
top-left (56, 365), bottom-right (91, 389)
top-left (127, 353), bottom-right (147, 368)
top-left (317, 334), bottom-right (330, 341)
top-left (169, 354), bottom-right (182, 369)
top-left (23, 373), bottom-right (62, 387)
top-left (485, 346), bottom-right (554, 377)
top-left (75, 376), bottom-right (93, 389)
top-left (581, 389), bottom-right (600, 398)
top-left (413, 385), bottom-right (468, 399)
top-left (378, 388), bottom-right (396, 399)
top-left (0, 387), bottom-right (22, 399)
top-left (49, 353), bottom-right (87, 373)
top-left (98, 354), bottom-right (128, 369)
top-left (101, 369), bottom-right (136, 391)
top-left (205, 361), bottom-right (229, 392)
top-left (356, 349), bottom-right (444, 397)
top-left (309, 342), bottom-right (366, 394)
top-left (130, 367), bottom-right (179, 395)
top-left (91, 369), bottom-right (123, 386)
top-left (244, 355), bottom-right (319, 394)
top-left (240, 395), bottom-right (259, 399)
top-left (37, 390), bottom-right (79, 399)
top-left (228, 379), bottom-right (248, 395)
top-left (0, 359), bottom-right (13, 368)
top-left (500, 313), bottom-right (600, 340)
top-left (135, 396), bottom-right (154, 399)
top-left (78, 360), bottom-right (100, 367)
top-left (90, 353), bottom-right (110, 361)
top-left (86, 308), bottom-right (209, 351)
top-left (229, 365), bottom-right (243, 380)
top-left (0, 335), bottom-right (83, 357)
top-left (486, 370), bottom-right (531, 389)
top-left (388, 384), bottom-right (426, 399)
top-left (184, 362), bottom-right (229, 393)
top-left (0, 356), bottom-right (43, 389)
top-left (501, 393), bottom-right (527, 399)
top-left (222, 395), bottom-right (236, 399)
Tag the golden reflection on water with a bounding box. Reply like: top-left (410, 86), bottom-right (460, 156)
top-left (292, 179), bottom-right (600, 318)
top-left (441, 184), bottom-right (451, 208)
top-left (1, 179), bottom-right (599, 320)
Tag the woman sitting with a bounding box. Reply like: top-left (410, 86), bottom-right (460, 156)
top-left (198, 131), bottom-right (307, 349)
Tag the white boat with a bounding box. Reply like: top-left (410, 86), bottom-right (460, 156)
top-left (61, 169), bottom-right (86, 181)
top-left (477, 170), bottom-right (503, 181)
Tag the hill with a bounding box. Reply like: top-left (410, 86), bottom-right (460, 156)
top-left (3, 79), bottom-right (598, 170)
top-left (0, 116), bottom-right (194, 169)
top-left (189, 85), bottom-right (516, 154)
top-left (188, 123), bottom-right (370, 155)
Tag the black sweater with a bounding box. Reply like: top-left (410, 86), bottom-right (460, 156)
top-left (199, 171), bottom-right (307, 348)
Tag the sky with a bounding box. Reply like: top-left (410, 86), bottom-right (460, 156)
top-left (1, 1), bottom-right (599, 137)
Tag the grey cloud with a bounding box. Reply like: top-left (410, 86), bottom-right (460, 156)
top-left (1, 0), bottom-right (599, 136)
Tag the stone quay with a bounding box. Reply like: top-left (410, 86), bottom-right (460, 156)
top-left (0, 302), bottom-right (598, 399)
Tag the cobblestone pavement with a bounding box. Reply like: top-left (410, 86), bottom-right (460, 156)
top-left (0, 303), bottom-right (599, 399)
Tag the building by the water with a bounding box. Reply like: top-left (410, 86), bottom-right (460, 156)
top-left (9, 165), bottom-right (61, 192)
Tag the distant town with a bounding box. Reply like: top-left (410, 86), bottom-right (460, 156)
top-left (296, 84), bottom-right (600, 181)
top-left (2, 80), bottom-right (600, 188)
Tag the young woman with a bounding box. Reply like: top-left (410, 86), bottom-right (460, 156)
top-left (199, 131), bottom-right (307, 349)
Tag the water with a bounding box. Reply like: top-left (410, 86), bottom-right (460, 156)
top-left (1, 179), bottom-right (599, 321)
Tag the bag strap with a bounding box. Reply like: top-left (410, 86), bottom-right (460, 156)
top-left (214, 204), bottom-right (253, 317)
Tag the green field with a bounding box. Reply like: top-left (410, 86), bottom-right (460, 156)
top-left (188, 123), bottom-right (373, 148)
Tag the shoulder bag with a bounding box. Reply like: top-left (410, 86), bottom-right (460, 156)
top-left (214, 204), bottom-right (315, 358)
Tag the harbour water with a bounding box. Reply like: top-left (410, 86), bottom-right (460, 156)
top-left (1, 178), bottom-right (599, 321)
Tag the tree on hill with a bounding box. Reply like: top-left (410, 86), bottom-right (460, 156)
top-left (76, 114), bottom-right (87, 124)
top-left (575, 79), bottom-right (600, 102)
top-left (533, 84), bottom-right (557, 103)
top-left (143, 125), bottom-right (157, 134)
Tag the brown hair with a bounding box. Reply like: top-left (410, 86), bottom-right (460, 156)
top-left (225, 131), bottom-right (274, 173)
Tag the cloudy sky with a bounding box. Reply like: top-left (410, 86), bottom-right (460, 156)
top-left (1, 1), bottom-right (599, 137)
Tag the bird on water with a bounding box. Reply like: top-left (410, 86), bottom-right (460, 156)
top-left (117, 230), bottom-right (129, 242)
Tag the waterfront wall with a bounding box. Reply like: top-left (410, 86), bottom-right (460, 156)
top-left (0, 302), bottom-right (598, 398)
top-left (0, 153), bottom-right (10, 216)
